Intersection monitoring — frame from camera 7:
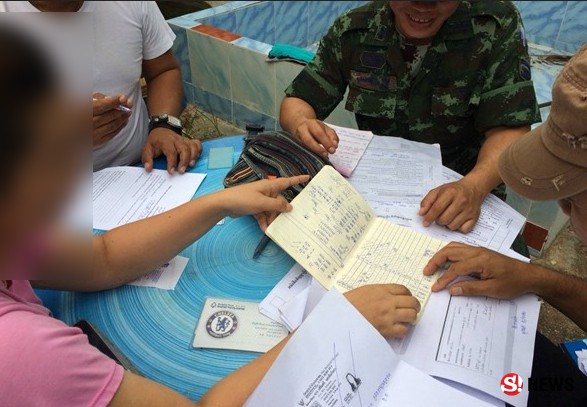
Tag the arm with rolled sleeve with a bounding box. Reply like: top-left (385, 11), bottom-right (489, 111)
top-left (420, 12), bottom-right (541, 233)
top-left (466, 10), bottom-right (541, 199)
top-left (280, 21), bottom-right (350, 156)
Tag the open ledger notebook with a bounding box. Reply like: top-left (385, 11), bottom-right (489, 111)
top-left (266, 166), bottom-right (447, 310)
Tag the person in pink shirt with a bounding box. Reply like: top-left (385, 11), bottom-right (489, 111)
top-left (0, 19), bottom-right (421, 407)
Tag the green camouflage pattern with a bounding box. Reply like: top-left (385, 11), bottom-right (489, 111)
top-left (286, 1), bottom-right (541, 176)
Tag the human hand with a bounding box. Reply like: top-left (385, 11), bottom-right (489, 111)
top-left (219, 175), bottom-right (310, 219)
top-left (254, 212), bottom-right (279, 233)
top-left (344, 284), bottom-right (421, 338)
top-left (292, 119), bottom-right (339, 158)
top-left (423, 242), bottom-right (533, 299)
top-left (141, 128), bottom-right (202, 174)
top-left (419, 178), bottom-right (484, 233)
top-left (92, 93), bottom-right (132, 146)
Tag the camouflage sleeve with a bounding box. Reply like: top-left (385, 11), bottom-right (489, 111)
top-left (284, 21), bottom-right (348, 120)
top-left (474, 11), bottom-right (541, 133)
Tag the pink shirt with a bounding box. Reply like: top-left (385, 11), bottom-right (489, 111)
top-left (0, 280), bottom-right (124, 407)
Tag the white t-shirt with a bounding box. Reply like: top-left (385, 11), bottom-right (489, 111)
top-left (1, 1), bottom-right (175, 170)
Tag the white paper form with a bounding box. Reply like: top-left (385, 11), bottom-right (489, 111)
top-left (389, 289), bottom-right (540, 407)
top-left (326, 124), bottom-right (374, 177)
top-left (258, 263), bottom-right (312, 325)
top-left (128, 255), bottom-right (189, 290)
top-left (92, 166), bottom-right (206, 230)
top-left (349, 135), bottom-right (443, 206)
top-left (359, 164), bottom-right (526, 255)
top-left (409, 167), bottom-right (527, 253)
top-left (245, 290), bottom-right (497, 407)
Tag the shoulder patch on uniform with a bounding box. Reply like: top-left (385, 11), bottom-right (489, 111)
top-left (519, 58), bottom-right (531, 80)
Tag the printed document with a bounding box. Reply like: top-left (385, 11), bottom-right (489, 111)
top-left (389, 288), bottom-right (540, 407)
top-left (245, 290), bottom-right (496, 407)
top-left (326, 124), bottom-right (374, 177)
top-left (266, 166), bottom-right (447, 311)
top-left (128, 255), bottom-right (188, 290)
top-left (258, 263), bottom-right (312, 327)
top-left (349, 135), bottom-right (443, 204)
top-left (93, 166), bottom-right (206, 230)
top-left (355, 164), bottom-right (526, 255)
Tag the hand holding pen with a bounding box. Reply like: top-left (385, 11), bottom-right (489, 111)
top-left (92, 92), bottom-right (133, 146)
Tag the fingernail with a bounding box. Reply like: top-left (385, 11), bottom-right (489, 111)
top-left (180, 166), bottom-right (186, 174)
top-left (328, 147), bottom-right (336, 154)
top-left (423, 221), bottom-right (430, 227)
top-left (451, 287), bottom-right (463, 296)
top-left (189, 160), bottom-right (195, 167)
top-left (170, 168), bottom-right (175, 175)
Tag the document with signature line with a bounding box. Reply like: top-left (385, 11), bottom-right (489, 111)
top-left (266, 166), bottom-right (447, 312)
top-left (245, 290), bottom-right (497, 407)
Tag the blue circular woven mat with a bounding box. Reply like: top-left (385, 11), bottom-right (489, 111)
top-left (49, 136), bottom-right (295, 401)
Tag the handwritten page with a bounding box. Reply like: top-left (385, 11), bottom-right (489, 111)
top-left (245, 290), bottom-right (497, 407)
top-left (267, 166), bottom-right (447, 314)
top-left (337, 218), bottom-right (445, 307)
top-left (326, 124), bottom-right (374, 177)
top-left (266, 166), bottom-right (375, 288)
top-left (93, 166), bottom-right (206, 230)
top-left (128, 255), bottom-right (189, 290)
top-left (349, 135), bottom-right (443, 203)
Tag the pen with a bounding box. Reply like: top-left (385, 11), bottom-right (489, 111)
top-left (92, 97), bottom-right (131, 113)
top-left (253, 235), bottom-right (271, 259)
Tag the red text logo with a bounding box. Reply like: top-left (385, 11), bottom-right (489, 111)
top-left (501, 372), bottom-right (524, 396)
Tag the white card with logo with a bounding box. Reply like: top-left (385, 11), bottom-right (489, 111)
top-left (193, 297), bottom-right (289, 353)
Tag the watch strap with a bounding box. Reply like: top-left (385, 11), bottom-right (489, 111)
top-left (149, 121), bottom-right (182, 135)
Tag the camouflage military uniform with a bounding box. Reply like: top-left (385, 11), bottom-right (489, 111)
top-left (286, 1), bottom-right (541, 176)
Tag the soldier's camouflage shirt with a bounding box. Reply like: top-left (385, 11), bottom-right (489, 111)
top-left (286, 1), bottom-right (541, 175)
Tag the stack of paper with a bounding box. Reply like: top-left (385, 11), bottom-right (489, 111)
top-left (347, 137), bottom-right (526, 255)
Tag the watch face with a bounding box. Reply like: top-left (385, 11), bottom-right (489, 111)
top-left (167, 116), bottom-right (181, 128)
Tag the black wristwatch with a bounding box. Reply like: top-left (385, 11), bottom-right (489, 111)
top-left (148, 114), bottom-right (182, 135)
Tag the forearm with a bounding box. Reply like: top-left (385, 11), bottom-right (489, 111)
top-left (92, 193), bottom-right (227, 289)
top-left (146, 67), bottom-right (182, 117)
top-left (464, 126), bottom-right (530, 196)
top-left (35, 193), bottom-right (228, 292)
top-left (530, 265), bottom-right (587, 332)
top-left (279, 97), bottom-right (317, 134)
top-left (199, 335), bottom-right (291, 407)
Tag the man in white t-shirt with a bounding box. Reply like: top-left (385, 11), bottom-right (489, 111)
top-left (2, 1), bottom-right (202, 174)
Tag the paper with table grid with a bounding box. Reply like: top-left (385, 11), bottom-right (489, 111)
top-left (266, 166), bottom-right (447, 309)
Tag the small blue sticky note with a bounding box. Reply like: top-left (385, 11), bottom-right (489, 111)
top-left (208, 146), bottom-right (234, 169)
